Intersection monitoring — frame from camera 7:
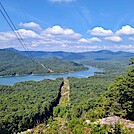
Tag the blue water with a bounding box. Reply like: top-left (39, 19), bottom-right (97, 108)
top-left (0, 66), bottom-right (103, 85)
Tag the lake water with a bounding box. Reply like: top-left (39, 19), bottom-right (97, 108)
top-left (0, 66), bottom-right (103, 85)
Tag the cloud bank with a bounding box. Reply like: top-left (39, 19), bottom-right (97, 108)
top-left (0, 22), bottom-right (134, 52)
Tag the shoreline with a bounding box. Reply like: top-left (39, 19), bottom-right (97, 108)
top-left (0, 68), bottom-right (89, 78)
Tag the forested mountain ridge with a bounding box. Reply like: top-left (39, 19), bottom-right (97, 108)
top-left (0, 49), bottom-right (87, 76)
top-left (5, 48), bottom-right (134, 61)
top-left (4, 48), bottom-right (134, 75)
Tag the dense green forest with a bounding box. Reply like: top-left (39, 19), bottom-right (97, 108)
top-left (68, 75), bottom-right (115, 120)
top-left (34, 58), bottom-right (134, 133)
top-left (79, 59), bottom-right (130, 75)
top-left (68, 59), bottom-right (134, 121)
top-left (0, 49), bottom-right (87, 76)
top-left (0, 78), bottom-right (63, 133)
top-left (0, 49), bottom-right (134, 133)
top-left (104, 58), bottom-right (134, 120)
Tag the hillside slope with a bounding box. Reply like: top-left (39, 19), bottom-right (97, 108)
top-left (0, 49), bottom-right (87, 76)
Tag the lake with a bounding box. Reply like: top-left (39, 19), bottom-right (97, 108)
top-left (0, 66), bottom-right (103, 85)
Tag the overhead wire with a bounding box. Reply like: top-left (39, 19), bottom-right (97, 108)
top-left (0, 2), bottom-right (40, 67)
top-left (0, 2), bottom-right (37, 65)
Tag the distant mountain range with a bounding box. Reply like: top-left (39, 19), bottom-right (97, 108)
top-left (5, 48), bottom-right (134, 61)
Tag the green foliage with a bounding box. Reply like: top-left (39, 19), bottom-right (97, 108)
top-left (15, 59), bottom-right (134, 133)
top-left (80, 59), bottom-right (130, 75)
top-left (68, 118), bottom-right (83, 132)
top-left (1, 49), bottom-right (134, 133)
top-left (130, 58), bottom-right (134, 65)
top-left (90, 124), bottom-right (108, 134)
top-left (0, 78), bottom-right (63, 133)
top-left (68, 74), bottom-right (115, 120)
top-left (69, 58), bottom-right (134, 121)
top-left (53, 105), bottom-right (68, 118)
top-left (0, 49), bottom-right (87, 76)
top-left (106, 66), bottom-right (134, 120)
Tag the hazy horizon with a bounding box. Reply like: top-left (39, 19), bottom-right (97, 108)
top-left (2, 47), bottom-right (134, 53)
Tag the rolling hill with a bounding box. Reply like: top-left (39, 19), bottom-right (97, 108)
top-left (0, 49), bottom-right (87, 76)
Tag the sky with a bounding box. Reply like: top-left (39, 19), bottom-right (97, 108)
top-left (0, 0), bottom-right (134, 52)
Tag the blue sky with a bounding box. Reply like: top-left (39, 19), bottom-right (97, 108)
top-left (0, 0), bottom-right (134, 52)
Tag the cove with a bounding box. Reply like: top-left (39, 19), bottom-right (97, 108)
top-left (0, 66), bottom-right (103, 85)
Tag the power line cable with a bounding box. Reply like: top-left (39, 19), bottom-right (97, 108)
top-left (0, 2), bottom-right (50, 72)
top-left (0, 2), bottom-right (32, 56)
top-left (0, 2), bottom-right (38, 66)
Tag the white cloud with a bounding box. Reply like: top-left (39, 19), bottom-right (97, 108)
top-left (0, 32), bottom-right (16, 41)
top-left (19, 22), bottom-right (41, 30)
top-left (89, 37), bottom-right (102, 42)
top-left (78, 38), bottom-right (89, 44)
top-left (105, 36), bottom-right (122, 43)
top-left (106, 45), bottom-right (134, 52)
top-left (72, 45), bottom-right (134, 52)
top-left (116, 25), bottom-right (134, 35)
top-left (17, 29), bottom-right (41, 39)
top-left (48, 0), bottom-right (75, 3)
top-left (129, 37), bottom-right (134, 41)
top-left (88, 27), bottom-right (113, 36)
top-left (42, 25), bottom-right (81, 39)
top-left (0, 29), bottom-right (41, 42)
top-left (78, 37), bottom-right (101, 44)
top-left (45, 25), bottom-right (65, 35)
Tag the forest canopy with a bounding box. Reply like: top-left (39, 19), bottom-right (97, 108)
top-left (0, 78), bottom-right (63, 133)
